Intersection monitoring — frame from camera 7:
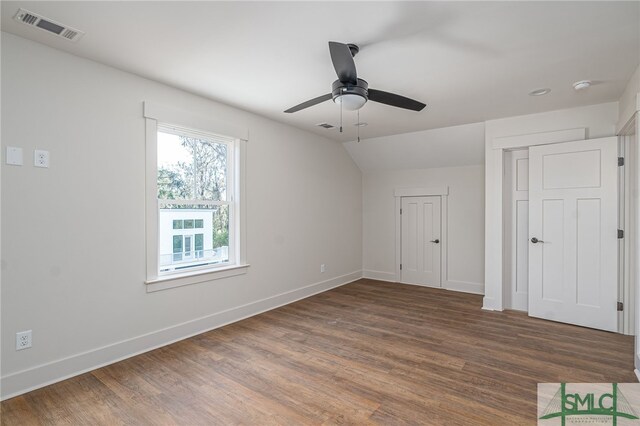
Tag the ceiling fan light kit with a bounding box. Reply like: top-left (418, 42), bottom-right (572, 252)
top-left (332, 79), bottom-right (368, 111)
top-left (334, 93), bottom-right (367, 110)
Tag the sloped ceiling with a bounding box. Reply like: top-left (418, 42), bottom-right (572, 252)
top-left (344, 122), bottom-right (485, 172)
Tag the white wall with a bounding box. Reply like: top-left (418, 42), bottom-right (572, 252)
top-left (483, 102), bottom-right (619, 311)
top-left (619, 64), bottom-right (640, 132)
top-left (0, 33), bottom-right (362, 398)
top-left (349, 123), bottom-right (486, 294)
top-left (344, 122), bottom-right (485, 171)
top-left (362, 166), bottom-right (485, 293)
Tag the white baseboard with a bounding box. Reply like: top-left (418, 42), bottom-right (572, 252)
top-left (363, 272), bottom-right (484, 296)
top-left (362, 270), bottom-right (397, 283)
top-left (482, 296), bottom-right (503, 311)
top-left (444, 280), bottom-right (484, 295)
top-left (0, 270), bottom-right (363, 401)
top-left (635, 369), bottom-right (640, 382)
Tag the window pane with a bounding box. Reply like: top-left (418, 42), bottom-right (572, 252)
top-left (184, 219), bottom-right (194, 229)
top-left (194, 141), bottom-right (227, 201)
top-left (157, 130), bottom-right (228, 202)
top-left (212, 205), bottom-right (229, 251)
top-left (159, 204), bottom-right (230, 272)
top-left (195, 234), bottom-right (204, 258)
top-left (157, 131), bottom-right (194, 200)
top-left (173, 235), bottom-right (182, 252)
top-left (173, 220), bottom-right (183, 229)
top-left (195, 219), bottom-right (204, 228)
top-left (172, 235), bottom-right (183, 262)
top-left (184, 235), bottom-right (192, 257)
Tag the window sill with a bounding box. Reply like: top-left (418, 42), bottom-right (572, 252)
top-left (145, 264), bottom-right (250, 292)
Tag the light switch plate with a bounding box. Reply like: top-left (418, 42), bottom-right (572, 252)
top-left (6, 146), bottom-right (23, 166)
top-left (34, 149), bottom-right (49, 168)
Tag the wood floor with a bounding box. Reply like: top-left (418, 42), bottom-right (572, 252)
top-left (1, 279), bottom-right (635, 425)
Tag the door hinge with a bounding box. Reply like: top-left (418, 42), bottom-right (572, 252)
top-left (617, 302), bottom-right (624, 311)
top-left (400, 264), bottom-right (402, 270)
top-left (618, 229), bottom-right (624, 239)
top-left (400, 208), bottom-right (402, 215)
top-left (618, 157), bottom-right (625, 166)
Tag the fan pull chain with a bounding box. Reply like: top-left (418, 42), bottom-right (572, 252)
top-left (357, 109), bottom-right (360, 143)
top-left (339, 89), bottom-right (343, 133)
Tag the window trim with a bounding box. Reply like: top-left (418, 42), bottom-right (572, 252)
top-left (144, 107), bottom-right (248, 292)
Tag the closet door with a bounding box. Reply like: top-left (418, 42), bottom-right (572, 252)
top-left (401, 196), bottom-right (441, 287)
top-left (528, 137), bottom-right (618, 332)
top-left (504, 150), bottom-right (529, 311)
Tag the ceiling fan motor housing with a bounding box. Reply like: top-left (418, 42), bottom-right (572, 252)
top-left (332, 78), bottom-right (368, 103)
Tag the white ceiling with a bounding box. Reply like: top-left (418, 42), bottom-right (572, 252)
top-left (1, 2), bottom-right (638, 143)
top-left (344, 122), bottom-right (485, 172)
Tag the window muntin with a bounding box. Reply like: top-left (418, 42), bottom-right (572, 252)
top-left (157, 126), bottom-right (235, 275)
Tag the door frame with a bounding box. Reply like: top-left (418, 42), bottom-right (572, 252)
top-left (619, 126), bottom-right (636, 336)
top-left (394, 186), bottom-right (464, 292)
top-left (488, 128), bottom-right (588, 313)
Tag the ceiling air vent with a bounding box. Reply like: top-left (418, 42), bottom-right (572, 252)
top-left (13, 8), bottom-right (84, 42)
top-left (316, 123), bottom-right (335, 129)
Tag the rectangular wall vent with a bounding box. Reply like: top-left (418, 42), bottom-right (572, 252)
top-left (13, 8), bottom-right (84, 42)
top-left (316, 123), bottom-right (335, 129)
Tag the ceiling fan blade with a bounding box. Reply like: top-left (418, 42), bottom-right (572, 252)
top-left (328, 42), bottom-right (357, 84)
top-left (284, 93), bottom-right (332, 113)
top-left (368, 89), bottom-right (426, 111)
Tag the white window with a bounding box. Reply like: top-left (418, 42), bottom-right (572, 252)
top-left (144, 104), bottom-right (247, 291)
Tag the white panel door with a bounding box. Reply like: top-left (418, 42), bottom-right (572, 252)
top-left (504, 149), bottom-right (529, 311)
top-left (528, 137), bottom-right (618, 332)
top-left (401, 196), bottom-right (441, 287)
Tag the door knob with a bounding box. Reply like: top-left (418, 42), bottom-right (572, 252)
top-left (530, 237), bottom-right (544, 244)
top-left (430, 239), bottom-right (440, 244)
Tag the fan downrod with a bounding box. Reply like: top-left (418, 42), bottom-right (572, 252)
top-left (347, 43), bottom-right (359, 57)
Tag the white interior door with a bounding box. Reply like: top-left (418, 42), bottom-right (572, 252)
top-left (528, 137), bottom-right (618, 332)
top-left (401, 196), bottom-right (441, 287)
top-left (504, 149), bottom-right (530, 311)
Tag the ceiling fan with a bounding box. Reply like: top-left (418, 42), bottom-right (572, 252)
top-left (284, 41), bottom-right (427, 114)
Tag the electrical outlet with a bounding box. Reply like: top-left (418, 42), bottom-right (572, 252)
top-left (16, 330), bottom-right (32, 351)
top-left (34, 149), bottom-right (49, 168)
top-left (320, 264), bottom-right (326, 273)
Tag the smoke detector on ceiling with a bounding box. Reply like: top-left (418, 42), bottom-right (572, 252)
top-left (13, 8), bottom-right (84, 42)
top-left (528, 88), bottom-right (551, 96)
